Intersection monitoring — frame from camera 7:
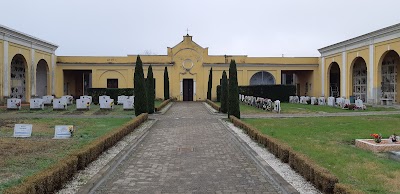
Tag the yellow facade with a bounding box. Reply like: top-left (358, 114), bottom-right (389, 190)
top-left (57, 36), bottom-right (319, 101)
top-left (3, 23), bottom-right (400, 104)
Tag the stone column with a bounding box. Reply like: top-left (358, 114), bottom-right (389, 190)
top-left (3, 39), bottom-right (9, 97)
top-left (321, 57), bottom-right (325, 96)
top-left (51, 53), bottom-right (56, 95)
top-left (368, 44), bottom-right (375, 104)
top-left (31, 48), bottom-right (35, 97)
top-left (341, 52), bottom-right (347, 97)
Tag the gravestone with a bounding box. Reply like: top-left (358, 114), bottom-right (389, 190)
top-left (311, 97), bottom-right (317, 105)
top-left (318, 97), bottom-right (326, 105)
top-left (13, 124), bottom-right (33, 138)
top-left (61, 95), bottom-right (74, 105)
top-left (100, 99), bottom-right (114, 109)
top-left (274, 100), bottom-right (281, 113)
top-left (53, 98), bottom-right (67, 110)
top-left (355, 99), bottom-right (364, 109)
top-left (54, 125), bottom-right (74, 139)
top-left (7, 98), bottom-right (22, 110)
top-left (76, 98), bottom-right (91, 110)
top-left (117, 95), bottom-right (128, 105)
top-left (42, 95), bottom-right (54, 105)
top-left (123, 99), bottom-right (134, 110)
top-left (336, 97), bottom-right (345, 107)
top-left (99, 95), bottom-right (110, 102)
top-left (30, 98), bottom-right (44, 110)
top-left (80, 96), bottom-right (92, 104)
top-left (300, 96), bottom-right (307, 104)
top-left (328, 97), bottom-right (335, 106)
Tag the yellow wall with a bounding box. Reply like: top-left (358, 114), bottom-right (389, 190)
top-left (56, 36), bottom-right (320, 101)
top-left (0, 40), bottom-right (3, 98)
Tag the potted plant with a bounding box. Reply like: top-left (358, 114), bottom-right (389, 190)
top-left (370, 133), bottom-right (382, 143)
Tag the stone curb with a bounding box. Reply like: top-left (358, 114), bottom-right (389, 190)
top-left (77, 119), bottom-right (157, 194)
top-left (219, 119), bottom-right (299, 194)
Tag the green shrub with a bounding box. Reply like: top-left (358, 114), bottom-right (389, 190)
top-left (164, 67), bottom-right (170, 100)
top-left (228, 60), bottom-right (240, 119)
top-left (146, 65), bottom-right (155, 114)
top-left (134, 56), bottom-right (148, 116)
top-left (220, 70), bottom-right (228, 113)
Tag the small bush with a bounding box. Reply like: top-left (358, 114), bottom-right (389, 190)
top-left (155, 99), bottom-right (172, 112)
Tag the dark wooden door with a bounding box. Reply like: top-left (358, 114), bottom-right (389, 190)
top-left (183, 79), bottom-right (193, 101)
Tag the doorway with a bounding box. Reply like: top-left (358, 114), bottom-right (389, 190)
top-left (183, 79), bottom-right (193, 101)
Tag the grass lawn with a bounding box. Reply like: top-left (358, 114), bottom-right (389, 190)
top-left (244, 115), bottom-right (400, 194)
top-left (0, 117), bottom-right (131, 193)
top-left (214, 102), bottom-right (398, 114)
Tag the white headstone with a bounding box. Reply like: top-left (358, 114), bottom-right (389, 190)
top-left (318, 97), bottom-right (326, 105)
top-left (99, 95), bottom-right (110, 102)
top-left (117, 95), bottom-right (128, 105)
top-left (54, 125), bottom-right (74, 139)
top-left (7, 98), bottom-right (22, 110)
top-left (300, 96), bottom-right (306, 104)
top-left (311, 97), bottom-right (317, 105)
top-left (76, 99), bottom-right (91, 110)
top-left (274, 100), bottom-right (281, 113)
top-left (355, 99), bottom-right (364, 109)
top-left (328, 97), bottom-right (335, 106)
top-left (13, 124), bottom-right (33, 138)
top-left (80, 96), bottom-right (92, 104)
top-left (53, 98), bottom-right (67, 110)
top-left (30, 98), bottom-right (44, 110)
top-left (293, 96), bottom-right (299, 103)
top-left (100, 99), bottom-right (114, 109)
top-left (61, 95), bottom-right (74, 105)
top-left (123, 99), bottom-right (134, 110)
top-left (42, 95), bottom-right (54, 105)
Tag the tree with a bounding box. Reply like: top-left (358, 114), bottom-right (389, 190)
top-left (146, 65), bottom-right (155, 114)
top-left (228, 60), bottom-right (240, 119)
top-left (220, 70), bottom-right (228, 113)
top-left (207, 68), bottom-right (213, 100)
top-left (164, 66), bottom-right (170, 100)
top-left (134, 55), bottom-right (148, 116)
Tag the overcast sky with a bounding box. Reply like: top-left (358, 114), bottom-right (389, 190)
top-left (1, 0), bottom-right (400, 57)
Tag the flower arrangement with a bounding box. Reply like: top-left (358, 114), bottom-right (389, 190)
top-left (16, 102), bottom-right (21, 107)
top-left (370, 133), bottom-right (382, 143)
top-left (68, 126), bottom-right (74, 137)
top-left (389, 133), bottom-right (398, 142)
top-left (86, 102), bottom-right (90, 109)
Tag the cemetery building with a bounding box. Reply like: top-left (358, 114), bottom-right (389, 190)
top-left (1, 23), bottom-right (400, 104)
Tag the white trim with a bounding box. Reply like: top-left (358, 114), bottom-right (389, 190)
top-left (193, 80), bottom-right (196, 96)
top-left (3, 40), bottom-right (9, 96)
top-left (369, 44), bottom-right (374, 101)
top-left (180, 80), bottom-right (183, 96)
top-left (342, 52), bottom-right (347, 97)
top-left (321, 57), bottom-right (325, 96)
top-left (0, 25), bottom-right (58, 54)
top-left (319, 23), bottom-right (400, 57)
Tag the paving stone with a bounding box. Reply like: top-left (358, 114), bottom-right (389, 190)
top-left (94, 102), bottom-right (280, 193)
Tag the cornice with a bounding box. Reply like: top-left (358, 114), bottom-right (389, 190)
top-left (0, 24), bottom-right (58, 54)
top-left (318, 23), bottom-right (400, 57)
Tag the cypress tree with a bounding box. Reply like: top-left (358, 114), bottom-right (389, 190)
top-left (220, 70), bottom-right (228, 113)
top-left (134, 55), bottom-right (148, 116)
top-left (228, 60), bottom-right (240, 119)
top-left (164, 66), bottom-right (170, 100)
top-left (146, 65), bottom-right (155, 114)
top-left (207, 68), bottom-right (213, 100)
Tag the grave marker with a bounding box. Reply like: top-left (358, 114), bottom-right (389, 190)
top-left (30, 98), bottom-right (44, 110)
top-left (76, 99), bottom-right (91, 110)
top-left (54, 125), bottom-right (74, 139)
top-left (42, 95), bottom-right (54, 105)
top-left (13, 124), bottom-right (33, 138)
top-left (7, 98), bottom-right (22, 110)
top-left (53, 98), bottom-right (67, 110)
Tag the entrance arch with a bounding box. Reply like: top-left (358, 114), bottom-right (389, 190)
top-left (10, 54), bottom-right (28, 101)
top-left (36, 59), bottom-right (49, 97)
top-left (249, 71), bottom-right (275, 85)
top-left (328, 62), bottom-right (340, 97)
top-left (379, 50), bottom-right (400, 102)
top-left (351, 57), bottom-right (367, 102)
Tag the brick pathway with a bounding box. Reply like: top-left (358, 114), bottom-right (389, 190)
top-left (93, 102), bottom-right (281, 193)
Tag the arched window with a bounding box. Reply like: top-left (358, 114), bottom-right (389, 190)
top-left (249, 71), bottom-right (275, 85)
